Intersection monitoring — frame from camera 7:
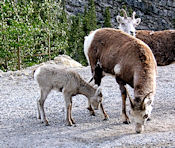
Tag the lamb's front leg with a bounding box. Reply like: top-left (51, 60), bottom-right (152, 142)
top-left (64, 93), bottom-right (73, 126)
top-left (99, 103), bottom-right (109, 120)
top-left (87, 98), bottom-right (95, 116)
top-left (70, 103), bottom-right (75, 124)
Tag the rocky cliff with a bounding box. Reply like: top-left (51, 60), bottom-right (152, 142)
top-left (65, 0), bottom-right (175, 31)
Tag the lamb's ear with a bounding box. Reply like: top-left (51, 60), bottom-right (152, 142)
top-left (135, 18), bottom-right (141, 26)
top-left (116, 15), bottom-right (123, 24)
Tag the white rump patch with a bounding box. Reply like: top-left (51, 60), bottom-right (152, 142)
top-left (84, 29), bottom-right (99, 64)
top-left (114, 64), bottom-right (121, 74)
top-left (34, 67), bottom-right (41, 81)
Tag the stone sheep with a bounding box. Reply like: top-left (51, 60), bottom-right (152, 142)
top-left (84, 28), bottom-right (157, 133)
top-left (116, 9), bottom-right (141, 37)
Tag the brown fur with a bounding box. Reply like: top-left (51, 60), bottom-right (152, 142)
top-left (88, 28), bottom-right (156, 91)
top-left (86, 28), bottom-right (157, 130)
top-left (136, 30), bottom-right (175, 66)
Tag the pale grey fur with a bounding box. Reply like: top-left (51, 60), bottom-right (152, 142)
top-left (34, 64), bottom-right (108, 126)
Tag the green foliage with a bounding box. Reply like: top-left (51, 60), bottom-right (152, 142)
top-left (83, 0), bottom-right (98, 34)
top-left (0, 0), bottom-right (105, 71)
top-left (128, 7), bottom-right (133, 16)
top-left (67, 15), bottom-right (87, 65)
top-left (0, 0), bottom-right (68, 71)
top-left (103, 7), bottom-right (112, 27)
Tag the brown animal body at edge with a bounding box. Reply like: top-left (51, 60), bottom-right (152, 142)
top-left (136, 30), bottom-right (175, 66)
top-left (84, 28), bottom-right (157, 133)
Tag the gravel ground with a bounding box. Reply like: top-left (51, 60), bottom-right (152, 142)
top-left (0, 63), bottom-right (175, 148)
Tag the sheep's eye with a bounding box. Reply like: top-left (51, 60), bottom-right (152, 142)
top-left (143, 114), bottom-right (148, 119)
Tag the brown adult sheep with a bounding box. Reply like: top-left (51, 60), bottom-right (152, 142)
top-left (84, 28), bottom-right (157, 133)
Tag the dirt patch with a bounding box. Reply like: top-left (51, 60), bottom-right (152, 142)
top-left (0, 64), bottom-right (175, 147)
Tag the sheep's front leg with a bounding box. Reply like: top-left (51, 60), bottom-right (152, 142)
top-left (116, 77), bottom-right (130, 124)
top-left (99, 103), bottom-right (109, 120)
top-left (37, 89), bottom-right (50, 126)
top-left (70, 103), bottom-right (75, 124)
top-left (64, 93), bottom-right (74, 126)
top-left (87, 99), bottom-right (95, 116)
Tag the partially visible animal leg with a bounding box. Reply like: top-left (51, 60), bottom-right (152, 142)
top-left (94, 62), bottom-right (103, 86)
top-left (116, 76), bottom-right (130, 124)
top-left (99, 103), bottom-right (109, 120)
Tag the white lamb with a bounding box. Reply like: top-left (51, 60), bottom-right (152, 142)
top-left (34, 64), bottom-right (108, 126)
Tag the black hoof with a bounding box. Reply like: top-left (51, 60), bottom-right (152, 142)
top-left (123, 120), bottom-right (130, 124)
top-left (103, 118), bottom-right (109, 121)
top-left (147, 118), bottom-right (151, 121)
top-left (91, 112), bottom-right (95, 116)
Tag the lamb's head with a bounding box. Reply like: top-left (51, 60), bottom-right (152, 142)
top-left (129, 92), bottom-right (154, 133)
top-left (90, 87), bottom-right (103, 110)
top-left (116, 9), bottom-right (141, 37)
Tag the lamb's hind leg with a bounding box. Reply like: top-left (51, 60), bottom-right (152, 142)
top-left (37, 88), bottom-right (50, 126)
top-left (115, 77), bottom-right (130, 124)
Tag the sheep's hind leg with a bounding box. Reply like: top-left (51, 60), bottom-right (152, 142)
top-left (38, 89), bottom-right (50, 126)
top-left (37, 101), bottom-right (41, 119)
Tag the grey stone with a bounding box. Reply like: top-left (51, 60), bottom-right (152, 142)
top-left (65, 0), bottom-right (175, 31)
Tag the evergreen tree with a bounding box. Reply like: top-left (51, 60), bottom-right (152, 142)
top-left (67, 15), bottom-right (87, 65)
top-left (83, 6), bottom-right (89, 35)
top-left (104, 7), bottom-right (112, 27)
top-left (83, 0), bottom-right (98, 35)
top-left (0, 0), bottom-right (69, 71)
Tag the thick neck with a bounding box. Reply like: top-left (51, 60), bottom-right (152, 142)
top-left (78, 78), bottom-right (96, 98)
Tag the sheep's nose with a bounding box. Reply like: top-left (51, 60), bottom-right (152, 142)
top-left (130, 31), bottom-right (134, 36)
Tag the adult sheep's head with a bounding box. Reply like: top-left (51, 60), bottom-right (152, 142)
top-left (128, 91), bottom-right (154, 133)
top-left (117, 9), bottom-right (141, 37)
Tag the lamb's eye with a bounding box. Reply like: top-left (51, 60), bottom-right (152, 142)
top-left (143, 114), bottom-right (148, 119)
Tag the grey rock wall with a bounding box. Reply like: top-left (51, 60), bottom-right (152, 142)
top-left (65, 0), bottom-right (175, 31)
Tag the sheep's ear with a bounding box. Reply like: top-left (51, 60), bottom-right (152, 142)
top-left (135, 18), bottom-right (141, 26)
top-left (144, 98), bottom-right (152, 106)
top-left (142, 98), bottom-right (152, 110)
top-left (116, 15), bottom-right (123, 24)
